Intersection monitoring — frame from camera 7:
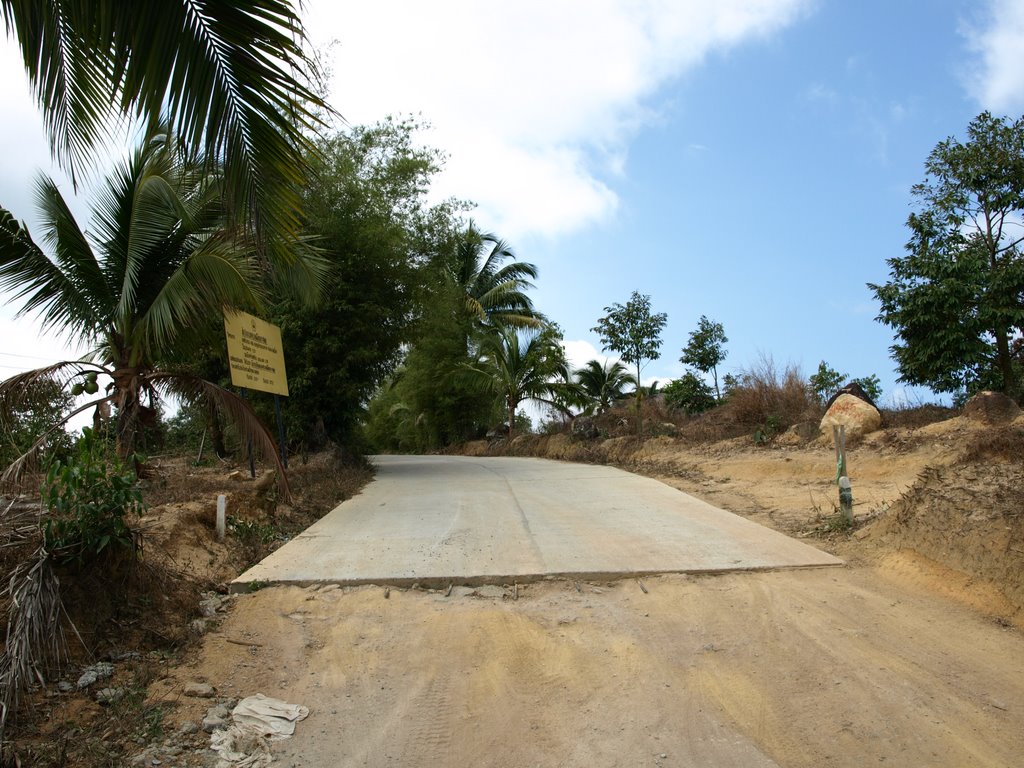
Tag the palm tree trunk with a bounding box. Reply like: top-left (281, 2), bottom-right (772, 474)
top-left (207, 401), bottom-right (228, 459)
top-left (112, 369), bottom-right (140, 460)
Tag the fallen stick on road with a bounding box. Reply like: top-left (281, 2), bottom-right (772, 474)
top-left (636, 579), bottom-right (648, 594)
top-left (225, 638), bottom-right (264, 648)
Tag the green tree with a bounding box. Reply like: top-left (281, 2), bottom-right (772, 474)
top-left (269, 118), bottom-right (455, 449)
top-left (1, 0), bottom-right (327, 263)
top-left (0, 129), bottom-right (292, 483)
top-left (808, 362), bottom-right (883, 405)
top-left (591, 291), bottom-right (668, 435)
top-left (663, 372), bottom-right (716, 414)
top-left (869, 112), bottom-right (1024, 397)
top-left (367, 223), bottom-right (542, 450)
top-left (680, 316), bottom-right (728, 399)
top-left (461, 325), bottom-right (569, 438)
top-left (574, 359), bottom-right (636, 414)
top-left (808, 361), bottom-right (847, 405)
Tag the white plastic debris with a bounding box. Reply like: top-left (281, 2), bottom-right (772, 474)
top-left (209, 694), bottom-right (309, 767)
top-left (232, 694), bottom-right (309, 739)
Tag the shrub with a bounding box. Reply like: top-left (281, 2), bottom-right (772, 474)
top-left (41, 428), bottom-right (143, 565)
top-left (663, 373), bottom-right (716, 414)
top-left (0, 377), bottom-right (75, 475)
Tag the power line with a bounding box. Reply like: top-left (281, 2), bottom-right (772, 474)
top-left (0, 350), bottom-right (57, 362)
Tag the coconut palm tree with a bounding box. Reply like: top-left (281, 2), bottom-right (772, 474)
top-left (0, 128), bottom-right (298, 487)
top-left (450, 223), bottom-right (544, 331)
top-left (462, 325), bottom-right (568, 438)
top-left (0, 0), bottom-right (326, 263)
top-left (575, 359), bottom-right (637, 414)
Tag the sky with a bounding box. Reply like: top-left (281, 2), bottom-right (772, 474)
top-left (2, 0), bottom-right (1024, 407)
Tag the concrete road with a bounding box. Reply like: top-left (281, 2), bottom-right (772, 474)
top-left (233, 455), bottom-right (840, 589)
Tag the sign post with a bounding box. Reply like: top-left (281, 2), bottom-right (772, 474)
top-left (223, 310), bottom-right (290, 473)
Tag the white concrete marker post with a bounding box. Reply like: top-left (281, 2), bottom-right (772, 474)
top-left (216, 494), bottom-right (226, 541)
top-left (833, 425), bottom-right (853, 524)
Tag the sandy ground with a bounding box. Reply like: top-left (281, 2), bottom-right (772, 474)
top-left (145, 414), bottom-right (1024, 766)
top-left (157, 565), bottom-right (1023, 767)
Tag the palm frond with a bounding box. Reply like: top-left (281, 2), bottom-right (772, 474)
top-left (110, 136), bottom-right (190, 326)
top-left (132, 235), bottom-right (264, 364)
top-left (0, 0), bottom-right (119, 184)
top-left (451, 223), bottom-right (542, 329)
top-left (2, 0), bottom-right (331, 264)
top-left (0, 361), bottom-right (101, 413)
top-left (0, 195), bottom-right (105, 344)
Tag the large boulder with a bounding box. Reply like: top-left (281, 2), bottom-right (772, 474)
top-left (824, 381), bottom-right (877, 411)
top-left (962, 390), bottom-right (1020, 424)
top-left (820, 393), bottom-right (882, 439)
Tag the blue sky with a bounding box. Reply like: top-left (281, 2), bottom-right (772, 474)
top-left (2, 0), bottom-right (1024, 406)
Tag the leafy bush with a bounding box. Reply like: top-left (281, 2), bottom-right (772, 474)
top-left (228, 515), bottom-right (279, 567)
top-left (663, 373), bottom-right (716, 414)
top-left (809, 361), bottom-right (883, 405)
top-left (808, 361), bottom-right (845, 405)
top-left (850, 374), bottom-right (883, 403)
top-left (41, 428), bottom-right (143, 565)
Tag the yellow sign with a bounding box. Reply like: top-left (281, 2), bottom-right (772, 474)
top-left (223, 310), bottom-right (289, 396)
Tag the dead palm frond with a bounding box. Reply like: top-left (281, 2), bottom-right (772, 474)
top-left (0, 549), bottom-right (78, 738)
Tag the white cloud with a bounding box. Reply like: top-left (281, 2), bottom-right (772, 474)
top-left (804, 82), bottom-right (839, 104)
top-left (961, 0), bottom-right (1024, 112)
top-left (0, 312), bottom-right (88, 382)
top-left (560, 339), bottom-right (675, 389)
top-left (308, 0), bottom-right (812, 240)
top-left (561, 339), bottom-right (613, 372)
top-left (0, 1), bottom-right (813, 243)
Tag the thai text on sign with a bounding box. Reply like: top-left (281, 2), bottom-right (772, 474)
top-left (223, 310), bottom-right (289, 396)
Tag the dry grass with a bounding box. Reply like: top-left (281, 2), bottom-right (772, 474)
top-left (880, 403), bottom-right (957, 430)
top-left (960, 425), bottom-right (1024, 464)
top-left (721, 357), bottom-right (820, 432)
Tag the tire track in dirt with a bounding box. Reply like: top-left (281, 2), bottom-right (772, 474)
top-left (158, 571), bottom-right (1024, 768)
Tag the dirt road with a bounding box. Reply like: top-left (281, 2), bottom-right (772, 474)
top-left (160, 561), bottom-right (1024, 767)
